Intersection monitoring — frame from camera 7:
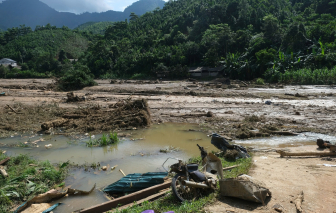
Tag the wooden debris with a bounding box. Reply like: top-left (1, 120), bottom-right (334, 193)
top-left (116, 189), bottom-right (171, 210)
top-left (6, 104), bottom-right (17, 113)
top-left (78, 180), bottom-right (171, 213)
top-left (271, 131), bottom-right (299, 136)
top-left (223, 165), bottom-right (239, 171)
top-left (0, 168), bottom-right (8, 177)
top-left (119, 169), bottom-right (126, 176)
top-left (277, 150), bottom-right (336, 158)
top-left (0, 157), bottom-right (10, 165)
top-left (293, 191), bottom-right (304, 213)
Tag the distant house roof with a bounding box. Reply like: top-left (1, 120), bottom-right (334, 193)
top-left (0, 58), bottom-right (16, 63)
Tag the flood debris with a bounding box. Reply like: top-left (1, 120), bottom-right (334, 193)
top-left (66, 92), bottom-right (82, 102)
top-left (0, 157), bottom-right (10, 165)
top-left (0, 92), bottom-right (5, 96)
top-left (317, 139), bottom-right (332, 149)
top-left (0, 168), bottom-right (8, 177)
top-left (211, 133), bottom-right (250, 158)
top-left (219, 174), bottom-right (271, 204)
top-left (277, 150), bottom-right (336, 158)
top-left (160, 146), bottom-right (180, 153)
top-left (291, 191), bottom-right (304, 213)
top-left (272, 203), bottom-right (284, 212)
top-left (41, 99), bottom-right (151, 132)
top-left (14, 184), bottom-right (96, 213)
top-left (119, 169), bottom-right (126, 176)
top-left (103, 172), bottom-right (168, 195)
top-left (20, 203), bottom-right (52, 213)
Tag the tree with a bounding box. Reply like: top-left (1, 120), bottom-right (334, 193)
top-left (129, 12), bottom-right (139, 22)
top-left (261, 15), bottom-right (280, 42)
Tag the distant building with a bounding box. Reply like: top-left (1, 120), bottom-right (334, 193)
top-left (0, 58), bottom-right (17, 67)
top-left (189, 66), bottom-right (224, 77)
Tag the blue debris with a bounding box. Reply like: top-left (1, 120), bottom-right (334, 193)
top-left (42, 203), bottom-right (62, 213)
top-left (265, 100), bottom-right (272, 105)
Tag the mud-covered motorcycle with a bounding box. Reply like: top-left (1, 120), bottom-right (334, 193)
top-left (162, 144), bottom-right (220, 202)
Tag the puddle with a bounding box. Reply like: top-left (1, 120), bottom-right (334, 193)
top-left (2, 123), bottom-right (336, 212)
top-left (235, 132), bottom-right (336, 148)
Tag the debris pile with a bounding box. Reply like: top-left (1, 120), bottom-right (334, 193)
top-left (41, 99), bottom-right (151, 132)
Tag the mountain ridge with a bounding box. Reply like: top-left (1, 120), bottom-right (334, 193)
top-left (0, 0), bottom-right (165, 29)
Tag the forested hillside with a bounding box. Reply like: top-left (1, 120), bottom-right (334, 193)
top-left (0, 0), bottom-right (166, 30)
top-left (76, 22), bottom-right (115, 35)
top-left (80, 0), bottom-right (336, 83)
top-left (0, 25), bottom-right (93, 78)
top-left (1, 0), bottom-right (336, 84)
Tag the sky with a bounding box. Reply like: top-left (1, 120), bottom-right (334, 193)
top-left (0, 0), bottom-right (167, 14)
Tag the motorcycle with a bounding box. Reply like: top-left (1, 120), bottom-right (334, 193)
top-left (162, 144), bottom-right (219, 202)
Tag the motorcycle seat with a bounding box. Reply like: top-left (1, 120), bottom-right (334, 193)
top-left (186, 164), bottom-right (199, 172)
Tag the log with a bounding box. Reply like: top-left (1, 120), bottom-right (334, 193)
top-left (293, 191), bottom-right (304, 213)
top-left (41, 118), bottom-right (68, 130)
top-left (0, 168), bottom-right (8, 177)
top-left (0, 157), bottom-right (10, 165)
top-left (277, 150), bottom-right (336, 158)
top-left (78, 181), bottom-right (171, 213)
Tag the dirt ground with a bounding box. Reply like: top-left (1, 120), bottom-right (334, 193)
top-left (1, 79), bottom-right (336, 138)
top-left (1, 79), bottom-right (336, 212)
top-left (205, 146), bottom-right (336, 213)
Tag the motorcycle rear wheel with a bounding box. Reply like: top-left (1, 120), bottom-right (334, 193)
top-left (171, 173), bottom-right (200, 202)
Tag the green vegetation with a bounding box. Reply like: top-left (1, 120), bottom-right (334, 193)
top-left (278, 67), bottom-right (336, 84)
top-left (78, 0), bottom-right (336, 81)
top-left (58, 63), bottom-right (97, 90)
top-left (255, 78), bottom-right (265, 85)
top-left (0, 153), bottom-right (68, 212)
top-left (1, 0), bottom-right (336, 84)
top-left (113, 154), bottom-right (252, 213)
top-left (86, 132), bottom-right (120, 147)
top-left (76, 22), bottom-right (115, 35)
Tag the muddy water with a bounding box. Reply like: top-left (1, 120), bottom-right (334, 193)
top-left (0, 123), bottom-right (211, 212)
top-left (236, 132), bottom-right (336, 148)
top-left (2, 124), bottom-right (336, 212)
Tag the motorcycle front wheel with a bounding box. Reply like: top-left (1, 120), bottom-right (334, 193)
top-left (171, 173), bottom-right (200, 202)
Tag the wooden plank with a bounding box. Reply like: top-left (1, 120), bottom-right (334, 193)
top-left (277, 151), bottom-right (336, 158)
top-left (223, 165), bottom-right (239, 171)
top-left (112, 189), bottom-right (170, 212)
top-left (0, 157), bottom-right (10, 165)
top-left (79, 180), bottom-right (171, 213)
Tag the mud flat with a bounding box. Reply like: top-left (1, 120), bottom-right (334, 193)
top-left (1, 79), bottom-right (336, 138)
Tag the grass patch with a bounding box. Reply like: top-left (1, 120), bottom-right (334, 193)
top-left (0, 153), bottom-right (68, 212)
top-left (86, 132), bottom-right (120, 147)
top-left (113, 154), bottom-right (252, 213)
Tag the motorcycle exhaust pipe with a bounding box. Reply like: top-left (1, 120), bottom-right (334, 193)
top-left (182, 180), bottom-right (210, 189)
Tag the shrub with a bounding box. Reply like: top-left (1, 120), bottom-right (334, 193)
top-left (58, 63), bottom-right (97, 90)
top-left (255, 78), bottom-right (265, 85)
